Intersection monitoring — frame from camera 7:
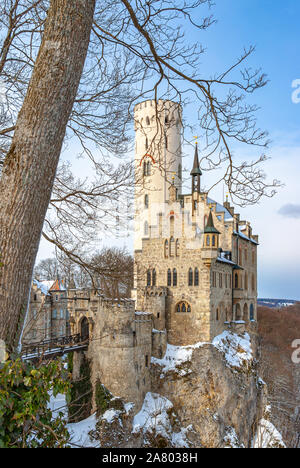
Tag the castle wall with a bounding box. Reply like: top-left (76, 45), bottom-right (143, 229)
top-left (87, 299), bottom-right (152, 413)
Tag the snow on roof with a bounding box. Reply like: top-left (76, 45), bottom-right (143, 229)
top-left (217, 256), bottom-right (236, 267)
top-left (33, 279), bottom-right (54, 296)
top-left (207, 197), bottom-right (233, 221)
top-left (233, 230), bottom-right (259, 245)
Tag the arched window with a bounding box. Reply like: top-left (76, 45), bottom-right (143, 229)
top-left (152, 269), bottom-right (156, 286)
top-left (250, 304), bottom-right (255, 321)
top-left (164, 240), bottom-right (169, 258)
top-left (144, 221), bottom-right (149, 236)
top-left (147, 270), bottom-right (151, 286)
top-left (167, 269), bottom-right (172, 287)
top-left (173, 268), bottom-right (177, 287)
top-left (234, 273), bottom-right (239, 289)
top-left (194, 268), bottom-right (199, 286)
top-left (165, 136), bottom-right (168, 149)
top-left (212, 235), bottom-right (216, 247)
top-left (165, 115), bottom-right (169, 124)
top-left (146, 116), bottom-right (150, 125)
top-left (170, 236), bottom-right (175, 257)
top-left (144, 194), bottom-right (149, 208)
top-left (244, 248), bottom-right (248, 262)
top-left (216, 309), bottom-right (219, 321)
top-left (145, 136), bottom-right (148, 149)
top-left (188, 268), bottom-right (193, 286)
top-left (206, 235), bottom-right (210, 247)
top-left (175, 239), bottom-right (180, 257)
top-left (176, 301), bottom-right (191, 313)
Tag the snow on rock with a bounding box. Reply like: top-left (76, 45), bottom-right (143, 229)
top-left (223, 426), bottom-right (245, 448)
top-left (102, 408), bottom-right (123, 427)
top-left (212, 331), bottom-right (253, 372)
top-left (253, 419), bottom-right (286, 448)
top-left (132, 392), bottom-right (192, 448)
top-left (151, 342), bottom-right (207, 377)
top-left (67, 413), bottom-right (100, 448)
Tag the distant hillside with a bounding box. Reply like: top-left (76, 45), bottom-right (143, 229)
top-left (258, 303), bottom-right (300, 447)
top-left (258, 298), bottom-right (299, 308)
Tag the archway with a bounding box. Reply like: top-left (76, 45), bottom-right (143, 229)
top-left (80, 317), bottom-right (89, 341)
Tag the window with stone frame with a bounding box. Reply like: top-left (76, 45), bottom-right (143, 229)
top-left (167, 269), bottom-right (172, 286)
top-left (188, 268), bottom-right (193, 286)
top-left (194, 268), bottom-right (199, 286)
top-left (152, 269), bottom-right (156, 286)
top-left (173, 268), bottom-right (177, 287)
top-left (176, 301), bottom-right (191, 313)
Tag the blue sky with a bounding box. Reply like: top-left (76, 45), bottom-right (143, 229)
top-left (37, 1), bottom-right (300, 299)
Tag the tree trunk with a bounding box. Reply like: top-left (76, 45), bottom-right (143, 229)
top-left (0, 0), bottom-right (95, 351)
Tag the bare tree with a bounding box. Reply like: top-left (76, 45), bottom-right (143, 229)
top-left (0, 0), bottom-right (281, 351)
top-left (0, 0), bottom-right (96, 351)
top-left (34, 258), bottom-right (58, 281)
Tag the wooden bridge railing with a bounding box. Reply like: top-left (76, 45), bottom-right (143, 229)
top-left (21, 333), bottom-right (89, 359)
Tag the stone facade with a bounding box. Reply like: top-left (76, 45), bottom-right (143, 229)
top-left (22, 279), bottom-right (70, 345)
top-left (133, 99), bottom-right (259, 346)
top-left (23, 99), bottom-right (259, 418)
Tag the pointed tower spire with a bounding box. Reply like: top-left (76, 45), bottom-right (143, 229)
top-left (204, 210), bottom-right (220, 234)
top-left (190, 142), bottom-right (202, 193)
top-left (204, 209), bottom-right (220, 250)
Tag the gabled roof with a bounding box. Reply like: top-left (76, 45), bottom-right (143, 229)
top-left (49, 278), bottom-right (66, 292)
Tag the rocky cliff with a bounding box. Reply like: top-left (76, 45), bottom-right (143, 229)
top-left (89, 330), bottom-right (285, 448)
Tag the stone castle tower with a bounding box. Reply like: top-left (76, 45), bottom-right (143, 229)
top-left (132, 99), bottom-right (258, 346)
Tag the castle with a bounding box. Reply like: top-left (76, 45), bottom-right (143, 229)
top-left (23, 99), bottom-right (258, 413)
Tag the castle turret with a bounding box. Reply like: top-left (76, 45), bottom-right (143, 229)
top-left (204, 210), bottom-right (220, 249)
top-left (190, 142), bottom-right (202, 194)
top-left (133, 99), bottom-right (182, 252)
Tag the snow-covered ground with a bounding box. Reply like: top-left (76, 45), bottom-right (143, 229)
top-left (49, 392), bottom-right (99, 448)
top-left (67, 414), bottom-right (99, 448)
